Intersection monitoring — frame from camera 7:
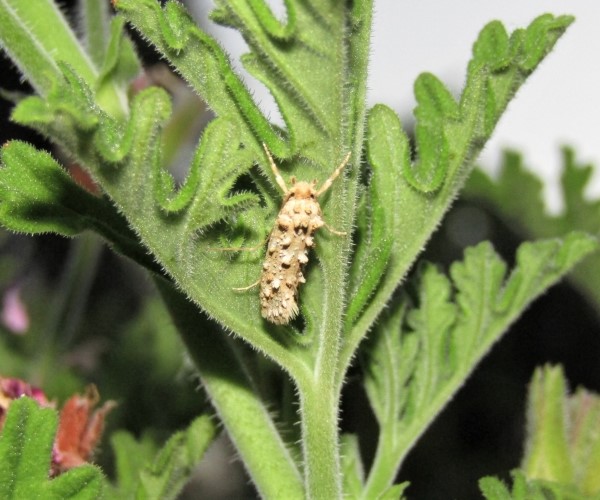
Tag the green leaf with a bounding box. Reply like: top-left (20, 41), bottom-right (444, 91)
top-left (8, 1), bottom-right (365, 379)
top-left (403, 14), bottom-right (573, 193)
top-left (340, 434), bottom-right (364, 498)
top-left (112, 2), bottom-right (369, 380)
top-left (464, 148), bottom-right (600, 312)
top-left (8, 65), bottom-right (297, 366)
top-left (78, 0), bottom-right (112, 68)
top-left (480, 470), bottom-right (590, 500)
top-left (479, 471), bottom-right (544, 500)
top-left (0, 141), bottom-right (160, 274)
top-left (115, 0), bottom-right (287, 156)
top-left (0, 0), bottom-right (128, 117)
top-left (109, 432), bottom-right (157, 499)
top-left (0, 141), bottom-right (101, 236)
top-left (345, 104), bottom-right (405, 327)
top-left (109, 416), bottom-right (216, 500)
top-left (479, 475), bottom-right (513, 500)
top-left (154, 117), bottom-right (260, 229)
top-left (523, 365), bottom-right (574, 484)
top-left (362, 303), bottom-right (414, 430)
top-left (360, 233), bottom-right (597, 498)
top-left (137, 416), bottom-right (216, 499)
top-left (0, 397), bottom-right (104, 500)
top-left (341, 15), bottom-right (574, 383)
top-left (522, 365), bottom-right (600, 497)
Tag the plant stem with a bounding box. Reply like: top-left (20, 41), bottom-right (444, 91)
top-left (360, 422), bottom-right (400, 499)
top-left (299, 378), bottom-right (341, 499)
top-left (156, 279), bottom-right (305, 499)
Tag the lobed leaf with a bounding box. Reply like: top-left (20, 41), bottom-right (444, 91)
top-left (154, 118), bottom-right (260, 229)
top-left (109, 432), bottom-right (157, 499)
top-left (108, 415), bottom-right (216, 500)
top-left (405, 14), bottom-right (573, 193)
top-left (341, 14), bottom-right (575, 385)
top-left (345, 104), bottom-right (405, 327)
top-left (360, 233), bottom-right (597, 498)
top-left (115, 0), bottom-right (286, 157)
top-left (0, 397), bottom-right (104, 500)
top-left (479, 470), bottom-right (589, 500)
top-left (0, 141), bottom-right (160, 274)
top-left (3, 0), bottom-right (372, 375)
top-left (464, 148), bottom-right (600, 311)
top-left (362, 303), bottom-right (414, 427)
top-left (114, 1), bottom-right (369, 368)
top-left (15, 78), bottom-right (288, 357)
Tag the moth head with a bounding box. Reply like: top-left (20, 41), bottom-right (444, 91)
top-left (290, 181), bottom-right (317, 200)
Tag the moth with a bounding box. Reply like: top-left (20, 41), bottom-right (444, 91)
top-left (236, 144), bottom-right (351, 325)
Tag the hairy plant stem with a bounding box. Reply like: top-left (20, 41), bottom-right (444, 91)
top-left (156, 279), bottom-right (305, 499)
top-left (299, 377), bottom-right (341, 498)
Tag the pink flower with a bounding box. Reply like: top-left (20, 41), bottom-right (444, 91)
top-left (1, 287), bottom-right (29, 334)
top-left (0, 376), bottom-right (53, 427)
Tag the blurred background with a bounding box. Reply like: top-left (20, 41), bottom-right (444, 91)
top-left (0, 1), bottom-right (599, 498)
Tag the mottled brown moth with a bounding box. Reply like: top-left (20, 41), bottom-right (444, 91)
top-left (236, 144), bottom-right (351, 325)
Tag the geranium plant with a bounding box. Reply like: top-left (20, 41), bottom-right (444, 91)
top-left (0, 0), bottom-right (597, 498)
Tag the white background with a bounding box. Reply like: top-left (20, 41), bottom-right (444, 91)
top-left (369, 1), bottom-right (600, 212)
top-left (196, 1), bottom-right (600, 212)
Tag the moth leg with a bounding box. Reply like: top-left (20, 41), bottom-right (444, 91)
top-left (262, 143), bottom-right (289, 194)
top-left (316, 151), bottom-right (351, 197)
top-left (323, 223), bottom-right (346, 236)
top-left (233, 279), bottom-right (260, 292)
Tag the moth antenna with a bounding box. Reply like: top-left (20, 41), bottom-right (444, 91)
top-left (316, 152), bottom-right (351, 197)
top-left (262, 143), bottom-right (289, 194)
